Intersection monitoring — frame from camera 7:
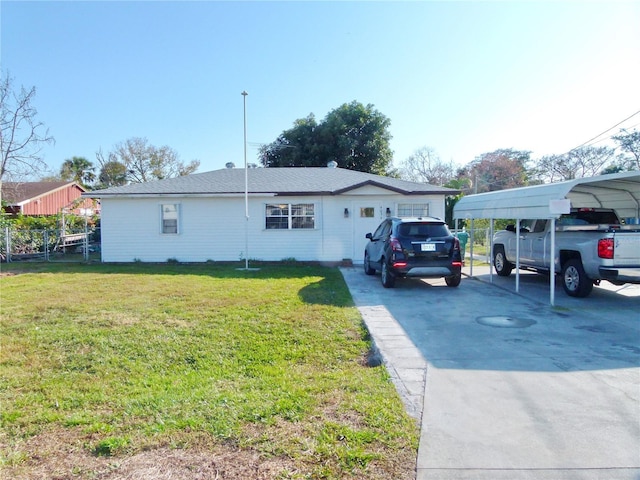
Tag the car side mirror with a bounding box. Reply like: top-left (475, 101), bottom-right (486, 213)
top-left (505, 224), bottom-right (516, 232)
top-left (365, 233), bottom-right (373, 240)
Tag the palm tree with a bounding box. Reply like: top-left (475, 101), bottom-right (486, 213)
top-left (60, 156), bottom-right (96, 188)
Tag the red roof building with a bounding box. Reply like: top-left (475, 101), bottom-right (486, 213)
top-left (1, 181), bottom-right (98, 216)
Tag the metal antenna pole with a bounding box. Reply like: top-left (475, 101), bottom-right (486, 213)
top-left (242, 91), bottom-right (248, 270)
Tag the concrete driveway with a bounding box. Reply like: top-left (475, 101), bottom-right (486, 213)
top-left (340, 265), bottom-right (640, 480)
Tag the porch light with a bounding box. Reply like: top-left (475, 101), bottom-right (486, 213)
top-left (386, 207), bottom-right (391, 217)
top-left (344, 208), bottom-right (349, 218)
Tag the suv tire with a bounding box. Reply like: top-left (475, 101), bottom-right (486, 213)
top-left (445, 273), bottom-right (461, 287)
top-left (363, 252), bottom-right (376, 275)
top-left (381, 260), bottom-right (396, 288)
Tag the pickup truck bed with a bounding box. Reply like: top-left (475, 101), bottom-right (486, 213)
top-left (493, 208), bottom-right (640, 297)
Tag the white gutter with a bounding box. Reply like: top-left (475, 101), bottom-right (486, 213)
top-left (84, 193), bottom-right (277, 199)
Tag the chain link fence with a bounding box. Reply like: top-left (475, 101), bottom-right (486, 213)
top-left (1, 227), bottom-right (101, 263)
top-left (1, 226), bottom-right (491, 264)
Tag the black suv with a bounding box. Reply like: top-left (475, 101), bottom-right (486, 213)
top-left (364, 217), bottom-right (462, 288)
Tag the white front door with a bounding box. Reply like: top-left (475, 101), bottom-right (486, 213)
top-left (352, 203), bottom-right (386, 264)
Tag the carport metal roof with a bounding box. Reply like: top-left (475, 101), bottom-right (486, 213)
top-left (452, 170), bottom-right (640, 306)
top-left (453, 171), bottom-right (640, 221)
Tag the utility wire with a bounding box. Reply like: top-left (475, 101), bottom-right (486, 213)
top-left (581, 120), bottom-right (640, 149)
top-left (568, 109), bottom-right (640, 152)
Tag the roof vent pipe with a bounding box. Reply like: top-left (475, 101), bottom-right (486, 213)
top-left (225, 162), bottom-right (235, 169)
top-left (327, 160), bottom-right (338, 168)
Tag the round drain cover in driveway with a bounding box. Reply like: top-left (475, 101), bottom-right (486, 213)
top-left (476, 316), bottom-right (537, 328)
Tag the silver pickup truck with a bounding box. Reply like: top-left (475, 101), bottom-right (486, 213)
top-left (492, 208), bottom-right (640, 297)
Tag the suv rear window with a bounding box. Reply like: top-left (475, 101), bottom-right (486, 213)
top-left (398, 223), bottom-right (449, 238)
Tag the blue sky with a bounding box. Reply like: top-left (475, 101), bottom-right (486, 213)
top-left (2, 1), bottom-right (639, 177)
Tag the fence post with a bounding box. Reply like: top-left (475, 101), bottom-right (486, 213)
top-left (84, 217), bottom-right (89, 261)
top-left (44, 230), bottom-right (49, 262)
top-left (5, 227), bottom-right (11, 263)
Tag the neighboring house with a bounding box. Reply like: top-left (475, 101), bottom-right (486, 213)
top-left (84, 165), bottom-right (459, 264)
top-left (1, 181), bottom-right (97, 216)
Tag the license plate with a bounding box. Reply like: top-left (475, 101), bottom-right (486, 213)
top-left (421, 243), bottom-right (436, 252)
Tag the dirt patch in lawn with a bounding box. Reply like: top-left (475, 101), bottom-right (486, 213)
top-left (2, 426), bottom-right (417, 480)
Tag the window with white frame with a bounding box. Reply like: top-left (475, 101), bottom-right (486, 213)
top-left (397, 203), bottom-right (429, 218)
top-left (265, 203), bottom-right (315, 229)
top-left (161, 204), bottom-right (179, 234)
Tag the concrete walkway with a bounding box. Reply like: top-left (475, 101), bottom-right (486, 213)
top-left (339, 266), bottom-right (640, 480)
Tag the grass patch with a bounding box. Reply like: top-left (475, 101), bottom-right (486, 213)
top-left (0, 262), bottom-right (418, 479)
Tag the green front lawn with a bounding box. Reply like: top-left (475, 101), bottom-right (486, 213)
top-left (0, 262), bottom-right (418, 479)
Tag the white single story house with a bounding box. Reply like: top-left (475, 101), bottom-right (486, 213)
top-left (84, 165), bottom-right (459, 264)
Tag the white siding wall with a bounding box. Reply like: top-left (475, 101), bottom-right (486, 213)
top-left (99, 189), bottom-right (446, 263)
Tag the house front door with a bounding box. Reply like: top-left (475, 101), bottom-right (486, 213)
top-left (352, 204), bottom-right (385, 264)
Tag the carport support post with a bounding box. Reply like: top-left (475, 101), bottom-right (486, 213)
top-left (515, 219), bottom-right (520, 293)
top-left (549, 217), bottom-right (556, 306)
top-left (489, 219), bottom-right (494, 283)
top-left (469, 218), bottom-right (474, 277)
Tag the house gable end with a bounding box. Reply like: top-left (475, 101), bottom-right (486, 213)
top-left (334, 181), bottom-right (408, 195)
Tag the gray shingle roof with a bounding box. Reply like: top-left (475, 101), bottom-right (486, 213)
top-left (85, 167), bottom-right (459, 197)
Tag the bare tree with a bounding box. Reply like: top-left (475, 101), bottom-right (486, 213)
top-left (465, 149), bottom-right (532, 192)
top-left (612, 129), bottom-right (640, 170)
top-left (535, 146), bottom-right (616, 182)
top-left (0, 73), bottom-right (54, 198)
top-left (399, 146), bottom-right (455, 186)
top-left (107, 137), bottom-right (200, 184)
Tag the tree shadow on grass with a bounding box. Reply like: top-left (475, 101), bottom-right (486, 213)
top-left (1, 260), bottom-right (355, 307)
top-left (1, 260), bottom-right (329, 278)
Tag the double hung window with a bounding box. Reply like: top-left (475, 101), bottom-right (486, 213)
top-left (161, 204), bottom-right (179, 234)
top-left (266, 203), bottom-right (315, 229)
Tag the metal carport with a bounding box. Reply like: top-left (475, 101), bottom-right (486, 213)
top-left (453, 171), bottom-right (640, 305)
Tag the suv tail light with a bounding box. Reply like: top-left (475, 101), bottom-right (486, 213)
top-left (451, 237), bottom-right (463, 267)
top-left (389, 236), bottom-right (407, 268)
top-left (389, 236), bottom-right (403, 252)
top-left (598, 238), bottom-right (614, 259)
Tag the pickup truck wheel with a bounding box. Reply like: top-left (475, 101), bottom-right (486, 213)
top-left (562, 259), bottom-right (594, 297)
top-left (363, 252), bottom-right (376, 275)
top-left (493, 246), bottom-right (513, 276)
top-left (381, 259), bottom-right (396, 288)
top-left (445, 273), bottom-right (461, 287)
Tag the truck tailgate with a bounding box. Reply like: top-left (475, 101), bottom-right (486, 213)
top-left (613, 232), bottom-right (640, 265)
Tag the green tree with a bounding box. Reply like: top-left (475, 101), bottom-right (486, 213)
top-left (259, 114), bottom-right (321, 167)
top-left (443, 177), bottom-right (472, 227)
top-left (97, 160), bottom-right (128, 188)
top-left (60, 156), bottom-right (96, 187)
top-left (260, 101), bottom-right (394, 175)
top-left (95, 148), bottom-right (127, 188)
